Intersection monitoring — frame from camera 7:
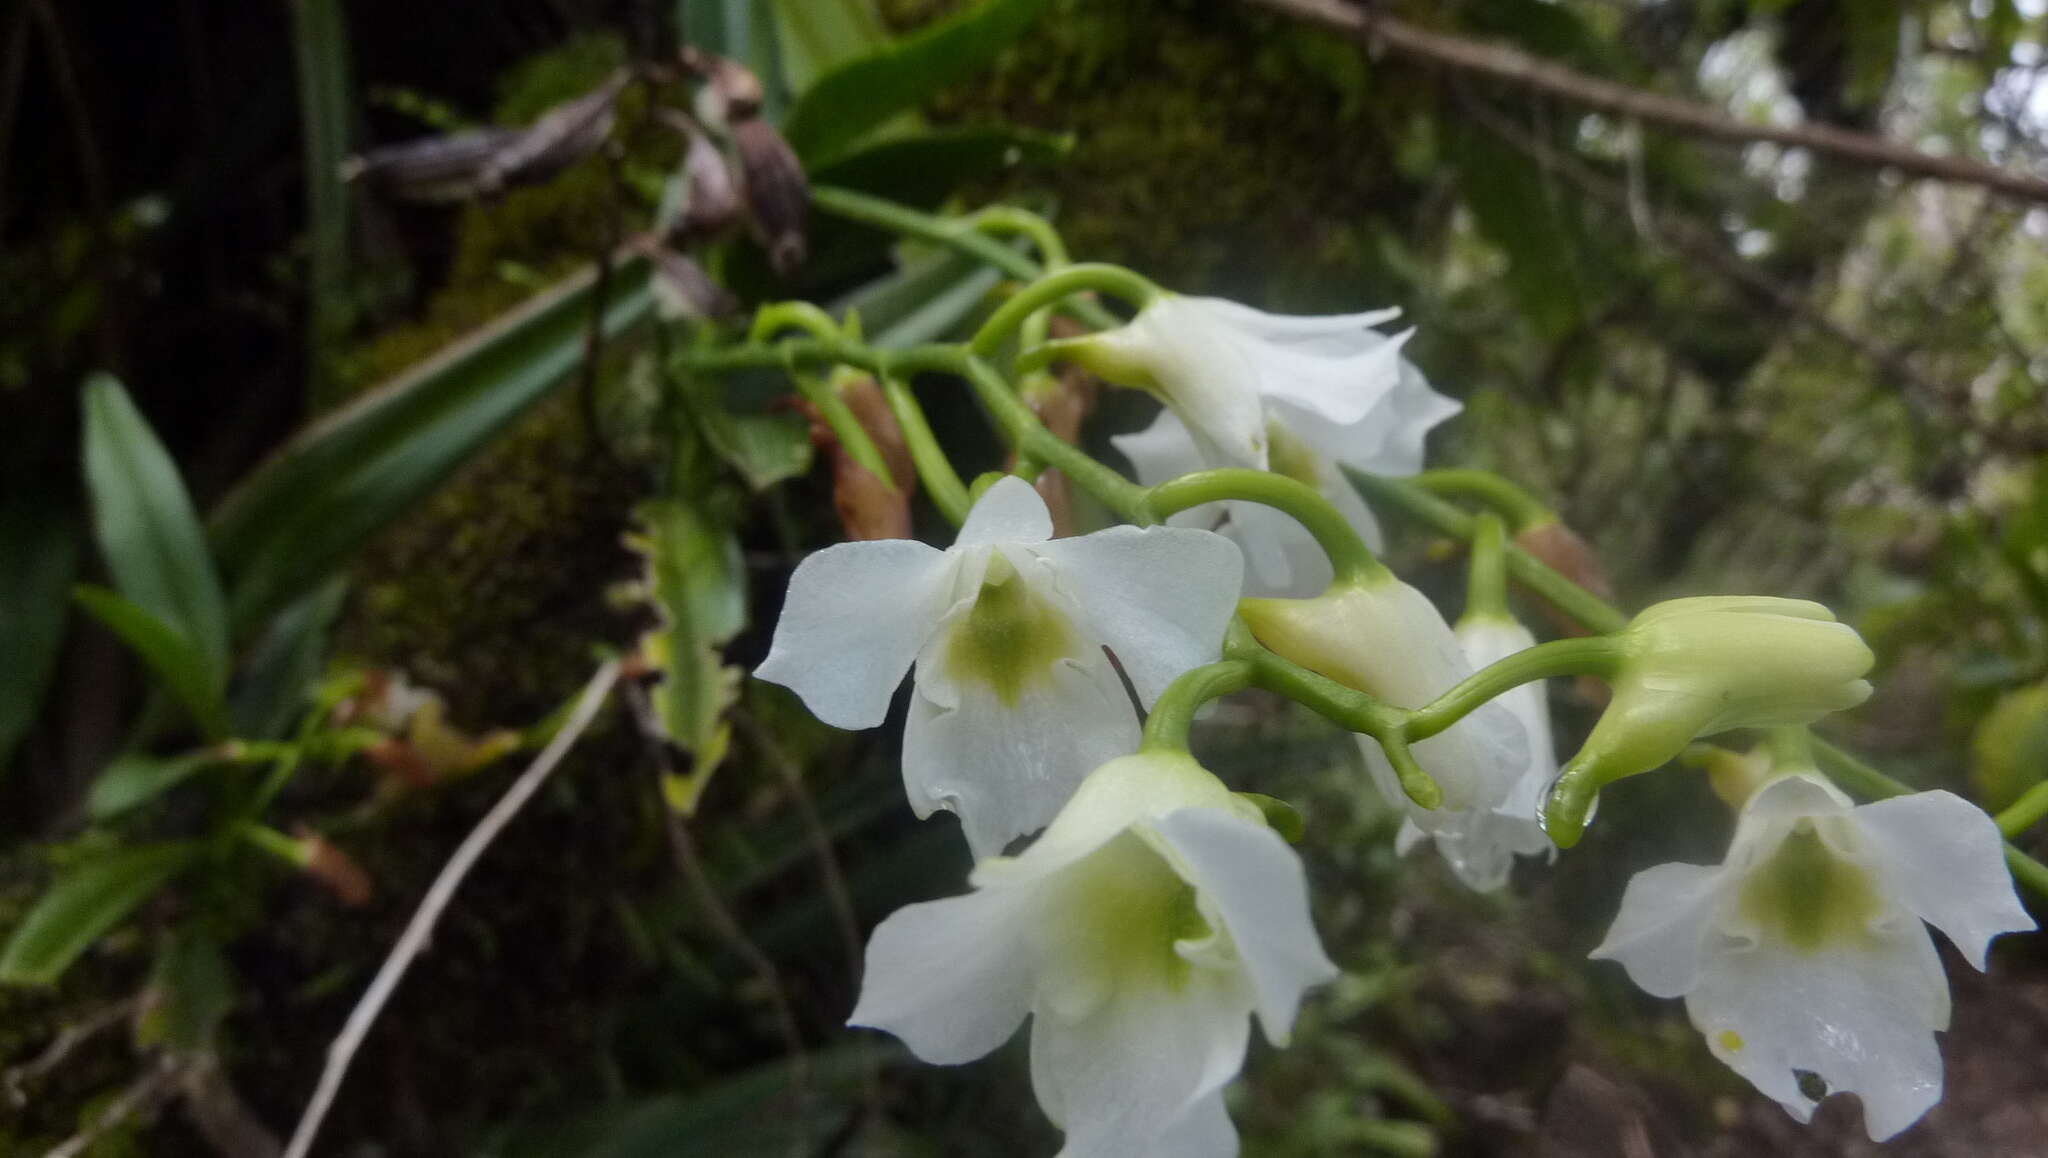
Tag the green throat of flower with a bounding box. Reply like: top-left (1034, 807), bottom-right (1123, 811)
top-left (1737, 821), bottom-right (1883, 952)
top-left (944, 552), bottom-right (1079, 706)
top-left (1069, 833), bottom-right (1213, 993)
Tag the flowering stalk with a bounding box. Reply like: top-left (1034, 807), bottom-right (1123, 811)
top-left (878, 375), bottom-right (970, 525)
top-left (1145, 468), bottom-right (1389, 588)
top-left (968, 263), bottom-right (1159, 359)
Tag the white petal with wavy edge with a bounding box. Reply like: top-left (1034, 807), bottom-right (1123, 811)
top-left (1851, 790), bottom-right (2035, 970)
top-left (1686, 929), bottom-right (1950, 1141)
top-left (1154, 808), bottom-right (1339, 1042)
top-left (1589, 861), bottom-right (1727, 998)
top-left (902, 652), bottom-right (1141, 860)
top-left (752, 537), bottom-right (955, 728)
top-left (1029, 966), bottom-right (1252, 1158)
top-left (1032, 524), bottom-right (1243, 706)
top-left (847, 883), bottom-right (1041, 1065)
top-left (958, 474), bottom-right (1056, 546)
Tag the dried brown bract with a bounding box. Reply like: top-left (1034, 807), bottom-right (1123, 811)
top-left (342, 69), bottom-right (630, 203)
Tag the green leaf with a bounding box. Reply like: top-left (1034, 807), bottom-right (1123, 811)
top-left (292, 0), bottom-right (354, 405)
top-left (137, 929), bottom-right (234, 1051)
top-left (0, 497), bottom-right (80, 771)
top-left (809, 126), bottom-right (1070, 216)
top-left (208, 256), bottom-right (654, 632)
top-left (697, 410), bottom-right (814, 492)
top-left (771, 0), bottom-right (889, 94)
top-left (0, 842), bottom-right (201, 986)
top-left (629, 499), bottom-right (746, 813)
top-left (81, 375), bottom-right (231, 688)
top-left (782, 0), bottom-right (1055, 165)
top-left (73, 585), bottom-right (230, 739)
top-left (88, 751), bottom-right (218, 820)
top-left (229, 577), bottom-right (347, 739)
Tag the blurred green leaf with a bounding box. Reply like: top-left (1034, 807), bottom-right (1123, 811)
top-left (292, 0), bottom-right (353, 406)
top-left (697, 410), bottom-right (814, 491)
top-left (782, 0), bottom-right (1054, 165)
top-left (772, 0), bottom-right (888, 94)
top-left (229, 577), bottom-right (347, 740)
top-left (87, 750), bottom-right (217, 820)
top-left (0, 497), bottom-right (79, 771)
top-left (209, 256), bottom-right (653, 633)
top-left (137, 929), bottom-right (234, 1051)
top-left (73, 585), bottom-right (229, 739)
top-left (630, 499), bottom-right (747, 813)
top-left (82, 375), bottom-right (230, 687)
top-left (0, 842), bottom-right (201, 986)
top-left (1447, 125), bottom-right (1591, 340)
top-left (810, 126), bottom-right (1070, 216)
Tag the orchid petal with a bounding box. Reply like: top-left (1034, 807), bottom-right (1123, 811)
top-left (753, 538), bottom-right (954, 728)
top-left (1852, 790), bottom-right (2035, 970)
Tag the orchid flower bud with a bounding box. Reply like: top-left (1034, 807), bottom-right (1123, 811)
top-left (1240, 575), bottom-right (1532, 888)
top-left (850, 751), bottom-right (1338, 1157)
top-left (756, 477), bottom-right (1243, 857)
top-left (1593, 768), bottom-right (2032, 1140)
top-left (1547, 597), bottom-right (1876, 844)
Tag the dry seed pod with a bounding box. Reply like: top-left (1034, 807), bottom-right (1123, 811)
top-left (674, 124), bottom-right (744, 241)
top-left (679, 46), bottom-right (765, 124)
top-left (733, 118), bottom-right (809, 278)
top-left (295, 827), bottom-right (374, 908)
top-left (343, 69), bottom-right (630, 202)
top-left (1515, 518), bottom-right (1616, 637)
top-left (798, 377), bottom-right (915, 540)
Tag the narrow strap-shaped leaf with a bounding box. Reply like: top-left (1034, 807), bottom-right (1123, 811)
top-left (81, 376), bottom-right (231, 686)
top-left (73, 585), bottom-right (230, 739)
top-left (208, 255), bottom-right (653, 632)
top-left (0, 842), bottom-right (201, 986)
top-left (87, 750), bottom-right (219, 819)
top-left (781, 0), bottom-right (1054, 165)
top-left (0, 496), bottom-right (80, 771)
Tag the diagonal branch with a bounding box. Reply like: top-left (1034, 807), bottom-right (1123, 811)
top-left (1249, 0), bottom-right (2048, 205)
top-left (282, 660), bottom-right (621, 1158)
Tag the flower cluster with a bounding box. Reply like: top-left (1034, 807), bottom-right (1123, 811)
top-left (748, 279), bottom-right (2032, 1151)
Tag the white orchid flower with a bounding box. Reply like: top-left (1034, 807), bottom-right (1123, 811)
top-left (754, 476), bottom-right (1243, 858)
top-left (850, 752), bottom-right (1339, 1158)
top-left (1593, 771), bottom-right (2035, 1140)
top-left (1111, 357), bottom-right (1459, 598)
top-left (1239, 577), bottom-right (1531, 890)
top-left (1412, 614), bottom-right (1559, 886)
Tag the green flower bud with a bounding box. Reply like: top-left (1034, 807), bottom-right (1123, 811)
top-left (1547, 597), bottom-right (1874, 846)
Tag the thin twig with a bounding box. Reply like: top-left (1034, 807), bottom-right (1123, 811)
top-left (281, 660), bottom-right (620, 1158)
top-left (4, 995), bottom-right (144, 1106)
top-left (1249, 0), bottom-right (2048, 205)
top-left (731, 706), bottom-right (884, 1127)
top-left (44, 1057), bottom-right (181, 1158)
top-left (619, 680), bottom-right (812, 1129)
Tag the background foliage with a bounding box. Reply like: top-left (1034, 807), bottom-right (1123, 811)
top-left (3, 0), bottom-right (2047, 1153)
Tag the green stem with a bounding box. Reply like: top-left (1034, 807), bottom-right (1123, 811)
top-left (1997, 780), bottom-right (2048, 839)
top-left (1238, 647), bottom-right (1440, 809)
top-left (1349, 470), bottom-right (1628, 633)
top-left (1461, 512), bottom-right (1511, 623)
top-left (749, 301), bottom-right (842, 344)
top-left (1413, 468), bottom-right (1555, 531)
top-left (969, 264), bottom-right (1158, 358)
top-left (879, 376), bottom-right (970, 525)
top-left (1146, 469), bottom-right (1389, 587)
top-left (1405, 636), bottom-right (1621, 743)
top-left (971, 207), bottom-right (1071, 267)
top-left (810, 185), bottom-right (1121, 332)
top-left (957, 355), bottom-right (1150, 520)
top-left (237, 822), bottom-right (309, 867)
top-left (972, 208), bottom-right (1070, 353)
top-left (1141, 660), bottom-right (1254, 752)
top-left (794, 370), bottom-right (899, 492)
